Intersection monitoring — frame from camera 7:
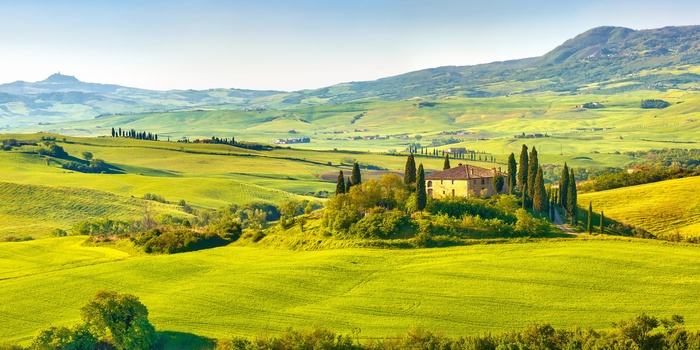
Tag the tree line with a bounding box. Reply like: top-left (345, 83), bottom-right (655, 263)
top-left (111, 127), bottom-right (158, 141)
top-left (214, 314), bottom-right (699, 350)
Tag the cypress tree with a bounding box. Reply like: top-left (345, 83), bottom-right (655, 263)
top-left (336, 170), bottom-right (345, 195)
top-left (404, 153), bottom-right (416, 184)
top-left (111, 127), bottom-right (115, 137)
top-left (345, 176), bottom-right (351, 193)
top-left (587, 201), bottom-right (593, 234)
top-left (507, 153), bottom-right (517, 195)
top-left (527, 146), bottom-right (538, 199)
top-left (416, 163), bottom-right (427, 211)
top-left (600, 210), bottom-right (604, 234)
top-left (517, 145), bottom-right (528, 197)
top-left (533, 166), bottom-right (547, 215)
top-left (443, 153), bottom-right (451, 170)
top-left (351, 162), bottom-right (361, 187)
top-left (559, 163), bottom-right (569, 211)
top-left (567, 168), bottom-right (577, 225)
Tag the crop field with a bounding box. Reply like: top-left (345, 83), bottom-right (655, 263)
top-left (0, 181), bottom-right (185, 239)
top-left (1, 237), bottom-right (700, 345)
top-left (15, 90), bottom-right (700, 156)
top-left (579, 176), bottom-right (700, 238)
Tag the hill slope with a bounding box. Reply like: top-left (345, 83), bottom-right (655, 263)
top-left (3, 26), bottom-right (700, 129)
top-left (579, 176), bottom-right (700, 238)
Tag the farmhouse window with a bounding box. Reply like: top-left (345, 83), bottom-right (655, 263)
top-left (427, 181), bottom-right (432, 187)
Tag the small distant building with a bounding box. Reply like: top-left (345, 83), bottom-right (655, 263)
top-left (425, 164), bottom-right (508, 198)
top-left (627, 166), bottom-right (650, 174)
top-left (445, 147), bottom-right (467, 154)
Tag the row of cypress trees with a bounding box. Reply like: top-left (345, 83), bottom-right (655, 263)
top-left (335, 162), bottom-right (362, 195)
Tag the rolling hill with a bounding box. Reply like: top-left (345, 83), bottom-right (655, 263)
top-left (3, 25), bottom-right (700, 131)
top-left (578, 176), bottom-right (700, 238)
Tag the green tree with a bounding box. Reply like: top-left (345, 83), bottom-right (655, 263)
top-left (443, 153), bottom-right (451, 170)
top-left (404, 153), bottom-right (416, 184)
top-left (568, 168), bottom-right (577, 225)
top-left (507, 152), bottom-right (517, 195)
top-left (82, 151), bottom-right (93, 161)
top-left (335, 170), bottom-right (345, 195)
top-left (416, 164), bottom-right (427, 211)
top-left (80, 291), bottom-right (157, 350)
top-left (533, 166), bottom-right (547, 215)
top-left (559, 163), bottom-right (570, 211)
top-left (517, 145), bottom-right (529, 196)
top-left (600, 210), bottom-right (605, 234)
top-left (345, 176), bottom-right (351, 193)
top-left (588, 201), bottom-right (593, 234)
top-left (351, 162), bottom-right (362, 187)
top-left (527, 146), bottom-right (539, 200)
top-left (492, 173), bottom-right (505, 194)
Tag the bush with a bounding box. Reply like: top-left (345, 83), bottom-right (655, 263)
top-left (131, 227), bottom-right (231, 254)
top-left (641, 99), bottom-right (671, 109)
top-left (348, 209), bottom-right (409, 238)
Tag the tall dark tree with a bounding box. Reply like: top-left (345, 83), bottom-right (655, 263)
top-left (492, 173), bottom-right (505, 194)
top-left (443, 153), bottom-right (451, 170)
top-left (416, 163), bottom-right (427, 211)
top-left (567, 168), bottom-right (577, 225)
top-left (533, 166), bottom-right (547, 215)
top-left (111, 127), bottom-right (115, 137)
top-left (336, 170), bottom-right (345, 195)
top-left (559, 163), bottom-right (570, 211)
top-left (118, 127), bottom-right (122, 137)
top-left (587, 201), bottom-right (593, 234)
top-left (507, 153), bottom-right (517, 195)
top-left (517, 145), bottom-right (529, 196)
top-left (600, 210), bottom-right (605, 234)
top-left (404, 153), bottom-right (416, 184)
top-left (351, 162), bottom-right (361, 187)
top-left (527, 146), bottom-right (539, 200)
top-left (345, 176), bottom-right (351, 193)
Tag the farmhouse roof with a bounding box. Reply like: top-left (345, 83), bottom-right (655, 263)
top-left (425, 164), bottom-right (501, 180)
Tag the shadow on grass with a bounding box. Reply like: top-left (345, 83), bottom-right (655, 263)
top-left (157, 331), bottom-right (216, 350)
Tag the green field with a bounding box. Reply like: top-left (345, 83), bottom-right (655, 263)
top-left (2, 237), bottom-right (700, 345)
top-left (579, 176), bottom-right (700, 238)
top-left (17, 90), bottom-right (700, 158)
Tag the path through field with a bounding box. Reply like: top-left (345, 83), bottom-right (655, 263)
top-left (554, 208), bottom-right (579, 235)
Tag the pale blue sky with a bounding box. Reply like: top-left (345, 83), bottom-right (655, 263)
top-left (1, 0), bottom-right (698, 91)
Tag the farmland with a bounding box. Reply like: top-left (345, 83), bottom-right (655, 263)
top-left (2, 237), bottom-right (700, 345)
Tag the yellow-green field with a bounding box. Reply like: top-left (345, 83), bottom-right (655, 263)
top-left (579, 176), bottom-right (700, 238)
top-left (1, 237), bottom-right (700, 345)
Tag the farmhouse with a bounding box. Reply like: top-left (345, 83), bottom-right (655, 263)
top-left (425, 164), bottom-right (508, 198)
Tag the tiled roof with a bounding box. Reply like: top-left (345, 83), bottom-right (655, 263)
top-left (425, 164), bottom-right (502, 180)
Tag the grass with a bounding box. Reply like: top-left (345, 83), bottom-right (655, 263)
top-left (578, 176), bottom-right (700, 238)
top-left (2, 236), bottom-right (700, 346)
top-left (0, 181), bottom-right (185, 239)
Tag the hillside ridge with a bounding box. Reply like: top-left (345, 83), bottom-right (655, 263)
top-left (1, 25), bottom-right (700, 128)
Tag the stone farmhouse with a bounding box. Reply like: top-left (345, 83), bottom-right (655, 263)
top-left (425, 164), bottom-right (508, 199)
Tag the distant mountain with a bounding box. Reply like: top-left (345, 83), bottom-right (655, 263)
top-left (0, 74), bottom-right (283, 128)
top-left (285, 25), bottom-right (700, 102)
top-left (2, 25), bottom-right (700, 129)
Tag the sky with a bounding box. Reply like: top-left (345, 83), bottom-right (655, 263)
top-left (1, 0), bottom-right (699, 92)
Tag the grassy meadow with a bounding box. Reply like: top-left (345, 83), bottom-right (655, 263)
top-left (579, 176), bottom-right (700, 238)
top-left (2, 236), bottom-right (700, 345)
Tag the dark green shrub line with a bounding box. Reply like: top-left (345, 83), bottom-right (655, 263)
top-left (214, 314), bottom-right (699, 350)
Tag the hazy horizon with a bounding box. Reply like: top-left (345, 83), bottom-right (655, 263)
top-left (1, 0), bottom-right (699, 92)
